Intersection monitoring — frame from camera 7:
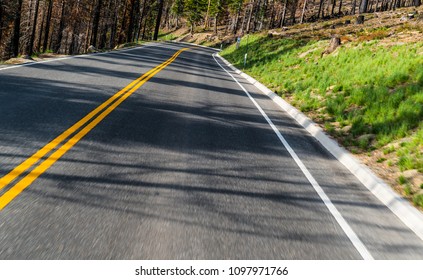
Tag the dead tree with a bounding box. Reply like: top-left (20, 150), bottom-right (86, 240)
top-left (12, 0), bottom-right (23, 57)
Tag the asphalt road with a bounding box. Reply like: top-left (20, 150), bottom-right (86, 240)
top-left (0, 43), bottom-right (422, 259)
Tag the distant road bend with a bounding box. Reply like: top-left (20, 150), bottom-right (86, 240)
top-left (0, 42), bottom-right (422, 259)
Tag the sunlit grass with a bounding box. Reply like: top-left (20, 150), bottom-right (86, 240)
top-left (221, 34), bottom-right (422, 158)
top-left (221, 33), bottom-right (423, 204)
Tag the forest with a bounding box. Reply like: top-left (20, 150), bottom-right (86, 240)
top-left (0, 0), bottom-right (421, 60)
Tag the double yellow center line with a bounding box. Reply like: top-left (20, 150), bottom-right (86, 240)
top-left (0, 47), bottom-right (189, 210)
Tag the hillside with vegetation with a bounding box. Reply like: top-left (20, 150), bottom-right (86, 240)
top-left (218, 6), bottom-right (423, 207)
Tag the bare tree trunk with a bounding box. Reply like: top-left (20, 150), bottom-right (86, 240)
top-left (99, 0), bottom-right (112, 49)
top-left (85, 14), bottom-right (92, 51)
top-left (233, 5), bottom-right (242, 34)
top-left (91, 0), bottom-right (103, 47)
top-left (166, 6), bottom-right (171, 29)
top-left (141, 9), bottom-right (150, 40)
top-left (37, 1), bottom-right (46, 53)
top-left (43, 0), bottom-right (53, 52)
top-left (360, 0), bottom-right (369, 13)
top-left (28, 0), bottom-right (40, 56)
top-left (110, 0), bottom-right (119, 47)
top-left (136, 0), bottom-right (147, 40)
top-left (214, 14), bottom-right (218, 34)
top-left (331, 0), bottom-right (337, 15)
top-left (301, 0), bottom-right (308, 23)
top-left (118, 1), bottom-right (128, 44)
top-left (0, 1), bottom-right (3, 45)
top-left (153, 0), bottom-right (164, 40)
top-left (290, 0), bottom-right (297, 24)
top-left (127, 0), bottom-right (138, 42)
top-left (252, 0), bottom-right (262, 31)
top-left (12, 0), bottom-right (23, 57)
top-left (246, 2), bottom-right (254, 33)
top-left (326, 0), bottom-right (332, 16)
top-left (259, 0), bottom-right (267, 31)
top-left (269, 0), bottom-right (276, 28)
top-left (204, 0), bottom-right (211, 29)
top-left (351, 0), bottom-right (357, 14)
top-left (54, 1), bottom-right (66, 53)
top-left (240, 5), bottom-right (248, 34)
top-left (391, 0), bottom-right (397, 10)
top-left (69, 0), bottom-right (81, 54)
top-left (318, 0), bottom-right (324, 18)
top-left (280, 0), bottom-right (287, 27)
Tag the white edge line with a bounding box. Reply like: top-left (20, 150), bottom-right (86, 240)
top-left (0, 42), bottom-right (161, 72)
top-left (212, 53), bottom-right (374, 260)
top-left (215, 53), bottom-right (423, 243)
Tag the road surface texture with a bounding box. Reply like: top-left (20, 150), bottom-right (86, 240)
top-left (0, 43), bottom-right (422, 259)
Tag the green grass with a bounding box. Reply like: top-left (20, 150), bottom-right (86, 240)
top-left (221, 34), bottom-right (423, 172)
top-left (404, 184), bottom-right (413, 196)
top-left (396, 126), bottom-right (423, 172)
top-left (158, 31), bottom-right (178, 41)
top-left (413, 194), bottom-right (423, 207)
top-left (376, 157), bottom-right (386, 163)
top-left (398, 175), bottom-right (407, 185)
top-left (383, 145), bottom-right (395, 155)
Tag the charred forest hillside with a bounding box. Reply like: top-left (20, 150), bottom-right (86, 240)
top-left (0, 0), bottom-right (421, 61)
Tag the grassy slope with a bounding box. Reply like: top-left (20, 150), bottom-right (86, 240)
top-left (221, 13), bottom-right (423, 207)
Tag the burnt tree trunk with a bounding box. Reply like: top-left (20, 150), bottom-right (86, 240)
top-left (43, 0), bottom-right (53, 51)
top-left (0, 2), bottom-right (3, 45)
top-left (279, 0), bottom-right (287, 27)
top-left (27, 0), bottom-right (40, 56)
top-left (136, 0), bottom-right (147, 41)
top-left (269, 0), bottom-right (276, 28)
top-left (375, 0), bottom-right (380, 11)
top-left (12, 0), bottom-right (23, 57)
top-left (91, 0), bottom-right (103, 47)
top-left (318, 0), bottom-right (324, 18)
top-left (127, 0), bottom-right (136, 42)
top-left (359, 0), bottom-right (369, 13)
top-left (153, 0), bottom-right (164, 41)
top-left (54, 1), bottom-right (66, 53)
top-left (290, 0), bottom-right (297, 24)
top-left (351, 0), bottom-right (357, 14)
top-left (37, 2), bottom-right (46, 53)
top-left (331, 0), bottom-right (336, 15)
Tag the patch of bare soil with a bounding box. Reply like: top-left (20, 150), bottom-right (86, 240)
top-left (3, 53), bottom-right (68, 65)
top-left (355, 142), bottom-right (423, 208)
top-left (268, 6), bottom-right (423, 44)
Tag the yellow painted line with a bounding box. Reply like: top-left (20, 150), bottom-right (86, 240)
top-left (0, 48), bottom-right (185, 192)
top-left (0, 48), bottom-right (188, 210)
